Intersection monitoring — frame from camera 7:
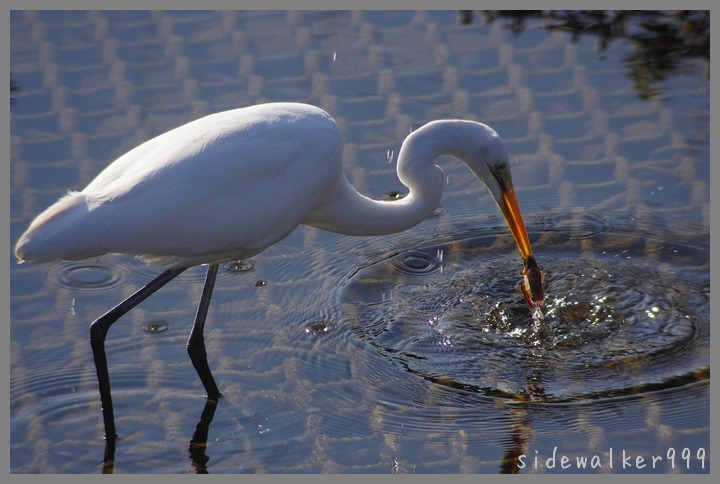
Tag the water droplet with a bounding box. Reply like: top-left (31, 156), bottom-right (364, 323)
top-left (253, 413), bottom-right (271, 434)
top-left (384, 191), bottom-right (406, 200)
top-left (223, 260), bottom-right (254, 272)
top-left (431, 204), bottom-right (447, 217)
top-left (143, 321), bottom-right (170, 333)
top-left (304, 322), bottom-right (337, 336)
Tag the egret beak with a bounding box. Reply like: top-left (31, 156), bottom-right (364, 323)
top-left (498, 183), bottom-right (533, 261)
top-left (498, 182), bottom-right (545, 306)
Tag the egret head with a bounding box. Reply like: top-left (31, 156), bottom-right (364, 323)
top-left (459, 124), bottom-right (535, 263)
top-left (460, 125), bottom-right (543, 304)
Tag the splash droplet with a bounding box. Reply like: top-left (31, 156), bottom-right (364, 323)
top-left (223, 260), bottom-right (254, 272)
top-left (384, 191), bottom-right (406, 200)
top-left (143, 321), bottom-right (170, 333)
top-left (304, 322), bottom-right (337, 336)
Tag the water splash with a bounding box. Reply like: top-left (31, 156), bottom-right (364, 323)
top-left (222, 260), bottom-right (255, 273)
top-left (341, 231), bottom-right (709, 403)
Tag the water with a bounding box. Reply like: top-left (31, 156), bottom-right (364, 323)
top-left (342, 222), bottom-right (709, 403)
top-left (9, 11), bottom-right (709, 474)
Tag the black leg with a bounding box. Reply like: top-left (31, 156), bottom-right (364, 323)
top-left (186, 263), bottom-right (221, 400)
top-left (89, 266), bottom-right (187, 442)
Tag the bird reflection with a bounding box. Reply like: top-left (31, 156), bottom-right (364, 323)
top-left (188, 399), bottom-right (220, 474)
top-left (100, 396), bottom-right (220, 473)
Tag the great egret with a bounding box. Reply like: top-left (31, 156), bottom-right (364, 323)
top-left (15, 102), bottom-right (543, 442)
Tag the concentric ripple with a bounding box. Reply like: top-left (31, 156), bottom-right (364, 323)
top-left (340, 230), bottom-right (709, 403)
top-left (47, 261), bottom-right (132, 290)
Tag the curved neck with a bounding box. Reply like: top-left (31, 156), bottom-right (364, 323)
top-left (303, 175), bottom-right (441, 236)
top-left (304, 121), bottom-right (480, 236)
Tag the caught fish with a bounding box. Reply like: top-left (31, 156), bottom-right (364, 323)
top-left (521, 255), bottom-right (545, 309)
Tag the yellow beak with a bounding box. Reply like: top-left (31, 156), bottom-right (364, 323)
top-left (499, 185), bottom-right (533, 260)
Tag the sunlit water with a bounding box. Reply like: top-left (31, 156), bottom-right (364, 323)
top-left (11, 218), bottom-right (709, 473)
top-left (341, 223), bottom-right (709, 404)
top-left (10, 10), bottom-right (709, 474)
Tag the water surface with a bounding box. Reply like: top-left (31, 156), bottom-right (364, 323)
top-left (10, 10), bottom-right (709, 474)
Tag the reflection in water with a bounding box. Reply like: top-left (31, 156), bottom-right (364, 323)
top-left (499, 408), bottom-right (532, 474)
top-left (98, 395), bottom-right (219, 474)
top-left (188, 399), bottom-right (219, 474)
top-left (9, 10), bottom-right (708, 473)
top-left (10, 78), bottom-right (21, 104)
top-left (460, 10), bottom-right (709, 100)
top-left (342, 227), bottom-right (709, 404)
top-left (341, 222), bottom-right (708, 472)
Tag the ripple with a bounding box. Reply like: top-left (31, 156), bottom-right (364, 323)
top-left (131, 261), bottom-right (258, 288)
top-left (48, 261), bottom-right (132, 290)
top-left (341, 230), bottom-right (709, 404)
top-left (222, 260), bottom-right (255, 273)
top-left (143, 321), bottom-right (171, 333)
top-left (390, 248), bottom-right (445, 276)
top-left (304, 322), bottom-right (337, 336)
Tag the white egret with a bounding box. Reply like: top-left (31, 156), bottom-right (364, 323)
top-left (15, 102), bottom-right (543, 442)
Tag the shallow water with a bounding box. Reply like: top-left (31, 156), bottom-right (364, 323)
top-left (9, 10), bottom-right (710, 474)
top-left (342, 222), bottom-right (709, 403)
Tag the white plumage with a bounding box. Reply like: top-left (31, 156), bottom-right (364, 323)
top-left (16, 102), bottom-right (534, 267)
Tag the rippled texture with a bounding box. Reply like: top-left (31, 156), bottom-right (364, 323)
top-left (48, 262), bottom-right (130, 290)
top-left (341, 230), bottom-right (709, 403)
top-left (9, 10), bottom-right (708, 474)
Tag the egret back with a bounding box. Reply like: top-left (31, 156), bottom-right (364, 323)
top-left (15, 103), bottom-right (345, 267)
